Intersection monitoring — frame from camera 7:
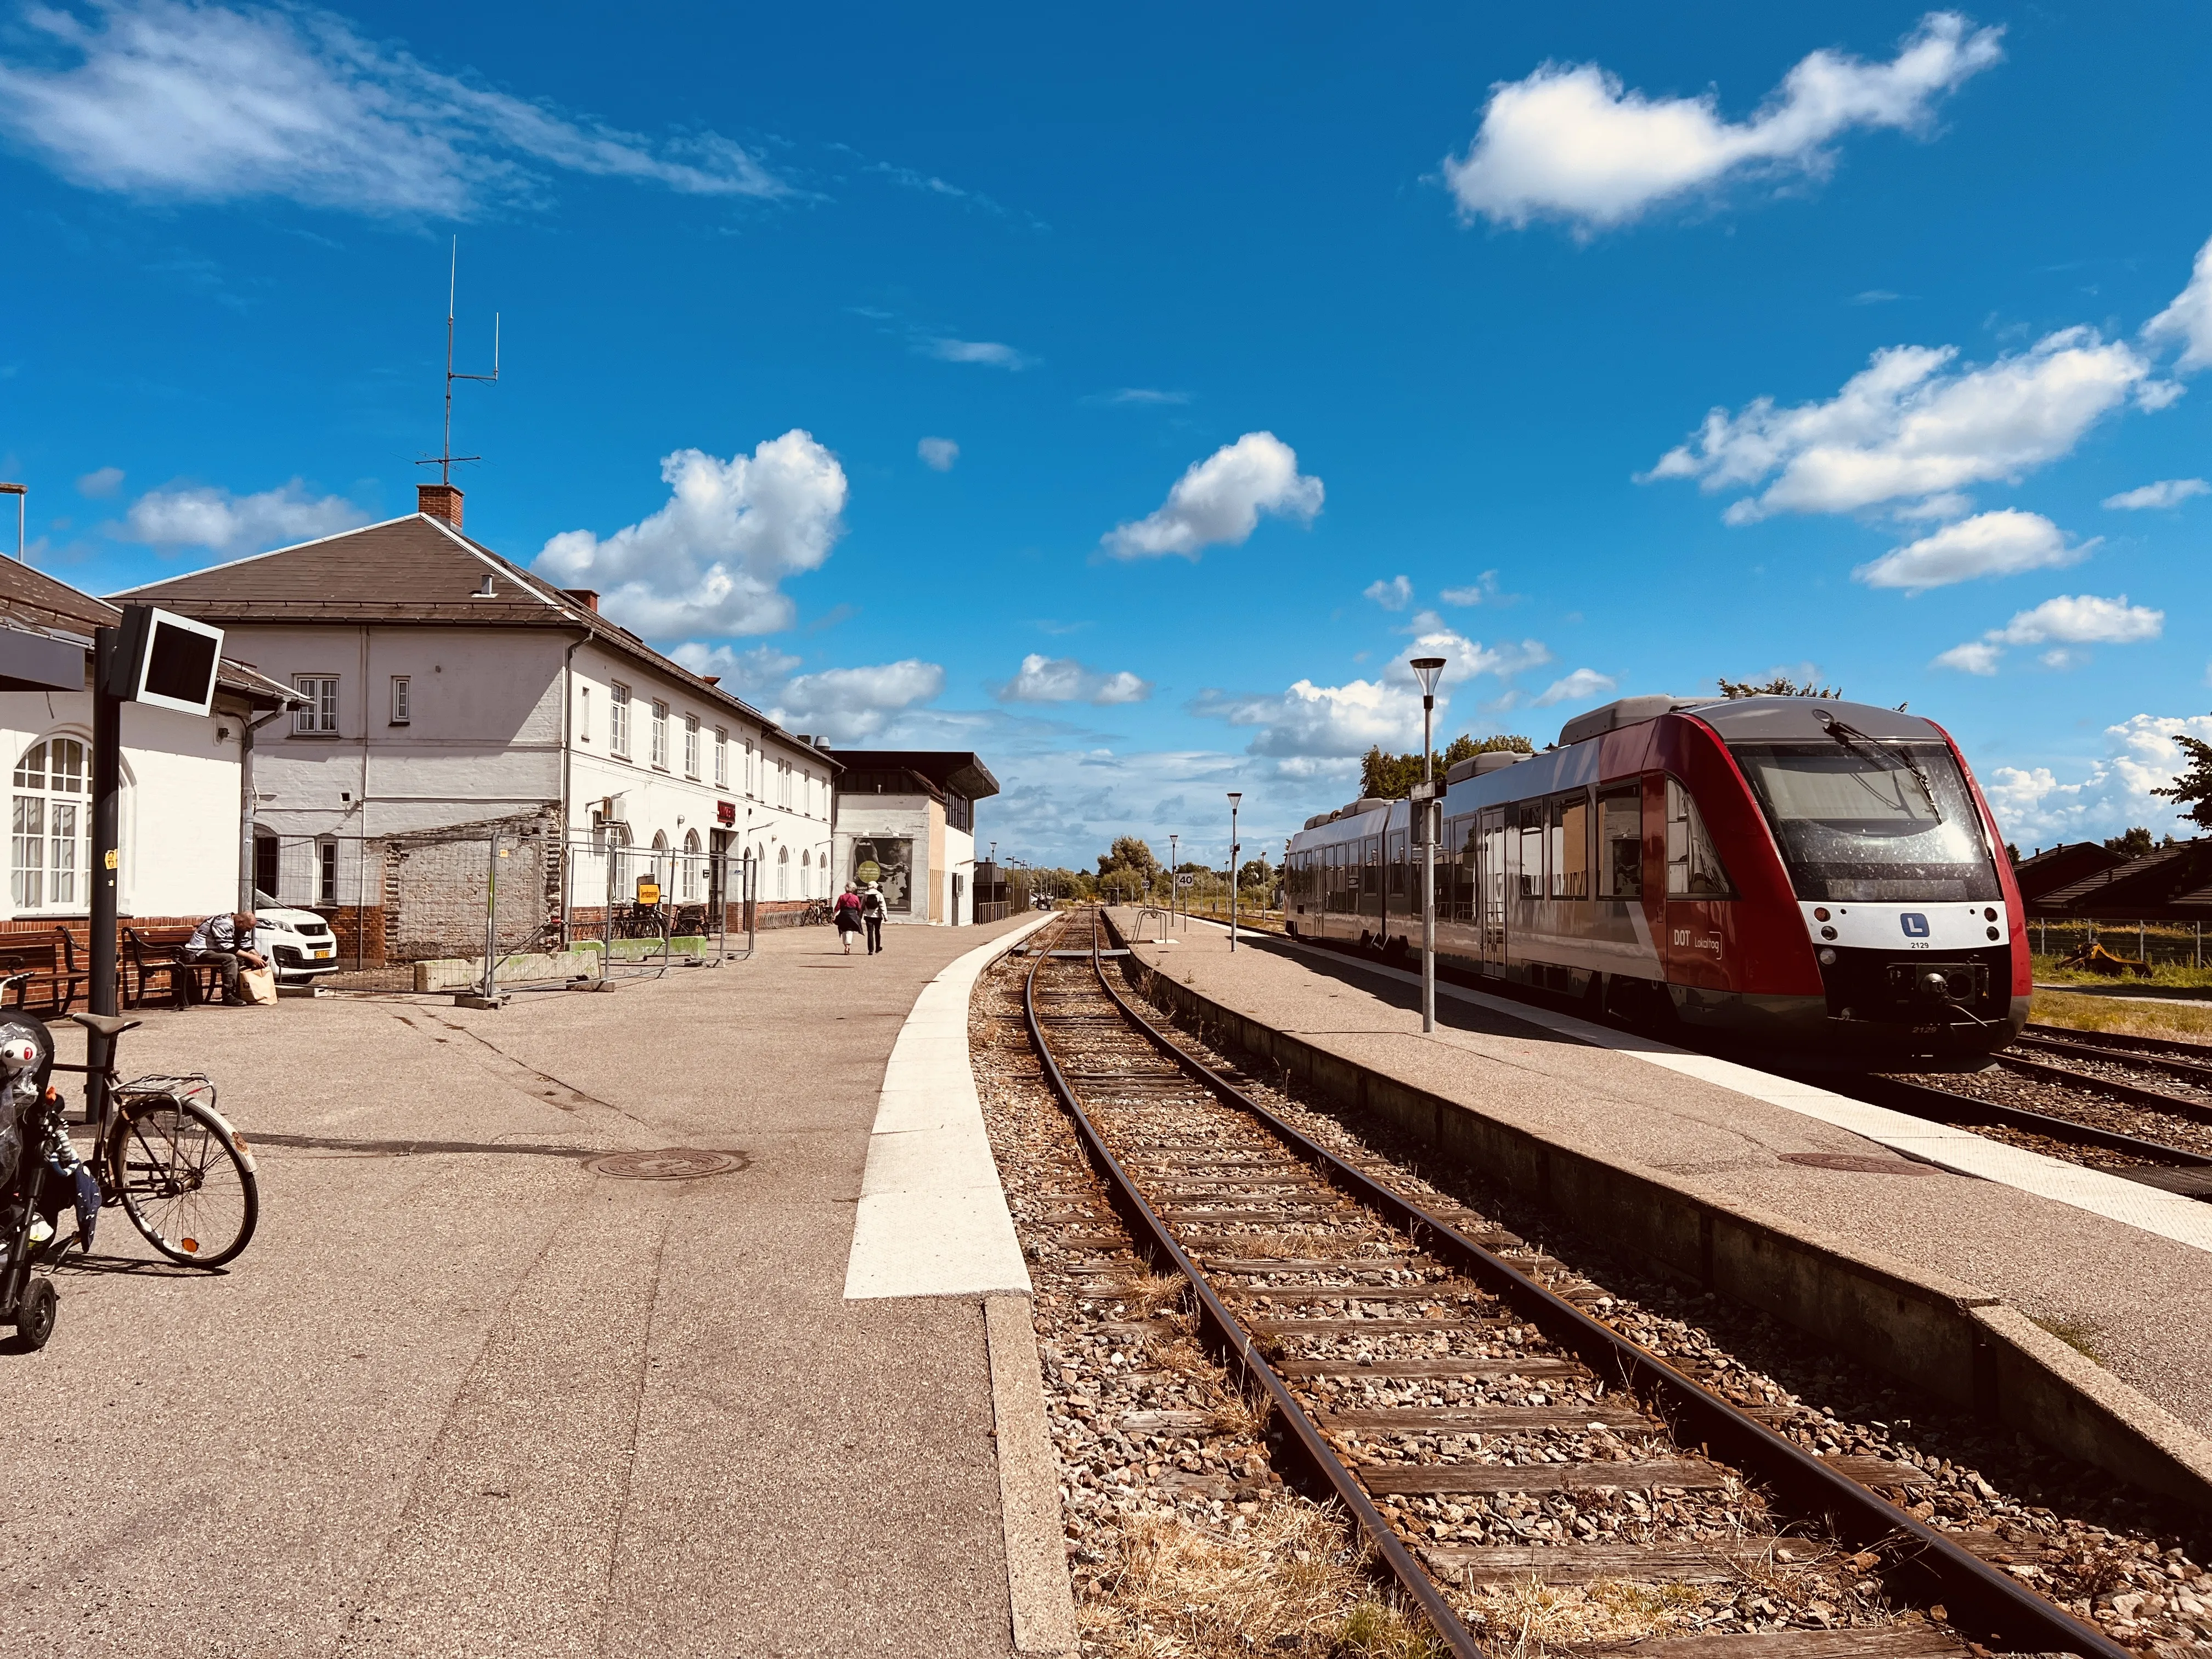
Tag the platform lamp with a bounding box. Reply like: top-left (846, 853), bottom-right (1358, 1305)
top-left (1226, 792), bottom-right (1243, 952)
top-left (1169, 833), bottom-right (1179, 930)
top-left (1409, 656), bottom-right (1447, 1032)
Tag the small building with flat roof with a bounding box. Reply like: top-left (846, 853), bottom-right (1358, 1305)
top-left (828, 749), bottom-right (999, 926)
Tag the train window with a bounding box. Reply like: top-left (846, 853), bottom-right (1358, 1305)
top-left (1596, 785), bottom-right (1642, 898)
top-left (1549, 792), bottom-right (1589, 899)
top-left (1516, 800), bottom-right (1545, 899)
top-left (1731, 740), bottom-right (1998, 901)
top-left (1665, 778), bottom-right (1733, 897)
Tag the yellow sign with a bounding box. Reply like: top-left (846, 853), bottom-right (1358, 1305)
top-left (104, 849), bottom-right (118, 870)
top-left (856, 860), bottom-right (881, 883)
top-left (635, 881), bottom-right (662, 905)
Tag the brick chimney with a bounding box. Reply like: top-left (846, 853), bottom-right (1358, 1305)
top-left (562, 587), bottom-right (599, 612)
top-left (417, 481), bottom-right (464, 528)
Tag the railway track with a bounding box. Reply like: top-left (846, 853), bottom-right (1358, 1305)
top-left (1019, 910), bottom-right (2125, 1658)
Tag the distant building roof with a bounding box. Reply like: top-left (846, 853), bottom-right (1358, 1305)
top-left (827, 749), bottom-right (1000, 800)
top-left (2014, 842), bottom-right (2126, 907)
top-left (111, 512), bottom-right (834, 765)
top-left (2032, 839), bottom-right (2212, 919)
top-left (1, 555), bottom-right (296, 709)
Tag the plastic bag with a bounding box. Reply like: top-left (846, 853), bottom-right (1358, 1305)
top-left (239, 966), bottom-right (278, 1006)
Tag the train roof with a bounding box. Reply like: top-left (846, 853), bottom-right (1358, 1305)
top-left (1288, 693), bottom-right (1953, 851)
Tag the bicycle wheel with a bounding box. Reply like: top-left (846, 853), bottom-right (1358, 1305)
top-left (104, 1095), bottom-right (258, 1268)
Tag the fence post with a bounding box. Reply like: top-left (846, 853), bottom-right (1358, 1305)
top-left (746, 852), bottom-right (757, 956)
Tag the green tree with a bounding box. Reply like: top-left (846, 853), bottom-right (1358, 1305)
top-left (2005, 842), bottom-right (2022, 865)
top-left (1238, 856), bottom-right (1274, 891)
top-left (1358, 733), bottom-right (1531, 798)
top-left (2103, 825), bottom-right (2157, 857)
top-left (1096, 834), bottom-right (1160, 880)
top-left (1719, 675), bottom-right (1841, 699)
top-left (2153, 732), bottom-right (2212, 832)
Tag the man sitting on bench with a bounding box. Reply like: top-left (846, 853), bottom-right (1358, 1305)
top-left (184, 912), bottom-right (268, 1006)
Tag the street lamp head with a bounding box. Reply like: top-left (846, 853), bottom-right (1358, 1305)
top-left (1227, 791), bottom-right (1242, 808)
top-left (1409, 656), bottom-right (1447, 699)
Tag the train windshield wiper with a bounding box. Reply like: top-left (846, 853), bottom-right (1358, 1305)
top-left (1814, 709), bottom-right (1942, 820)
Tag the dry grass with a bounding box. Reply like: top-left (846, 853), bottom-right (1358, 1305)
top-left (1115, 1272), bottom-right (1193, 1319)
top-left (1078, 1500), bottom-right (1441, 1657)
top-left (1459, 1574), bottom-right (1709, 1646)
top-left (1204, 1388), bottom-right (1271, 1440)
top-left (2030, 989), bottom-right (2212, 1046)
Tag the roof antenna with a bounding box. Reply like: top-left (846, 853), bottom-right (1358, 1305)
top-left (416, 235), bottom-right (499, 485)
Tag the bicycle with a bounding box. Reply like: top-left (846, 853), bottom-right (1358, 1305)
top-left (3, 982), bottom-right (259, 1350)
top-left (800, 898), bottom-right (835, 926)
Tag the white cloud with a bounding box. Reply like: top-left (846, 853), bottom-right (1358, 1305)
top-left (1534, 668), bottom-right (1617, 707)
top-left (535, 431), bottom-right (847, 639)
top-left (1103, 432), bottom-right (1323, 560)
top-left (922, 337), bottom-right (1032, 370)
top-left (2103, 477), bottom-right (2209, 511)
top-left (1933, 592), bottom-right (2163, 674)
top-left (117, 478), bottom-right (368, 557)
top-left (917, 437), bottom-right (959, 472)
top-left (76, 465), bottom-right (123, 498)
top-left (1645, 328), bottom-right (2160, 521)
top-left (1853, 509), bottom-right (2094, 591)
top-left (1087, 387), bottom-right (1192, 407)
top-left (772, 660), bottom-right (944, 742)
top-left (667, 642), bottom-right (800, 698)
top-left (995, 653), bottom-right (1152, 707)
top-left (1439, 571), bottom-right (1506, 606)
top-left (1443, 12), bottom-right (2001, 230)
top-left (1983, 714), bottom-right (2212, 845)
top-left (2145, 232), bottom-right (2212, 373)
top-left (0, 0), bottom-right (782, 217)
top-left (1363, 574), bottom-right (1413, 611)
top-left (1189, 631), bottom-right (1549, 760)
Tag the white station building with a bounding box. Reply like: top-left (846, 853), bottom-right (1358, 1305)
top-left (117, 484), bottom-right (839, 964)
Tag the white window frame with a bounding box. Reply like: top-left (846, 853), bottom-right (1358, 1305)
top-left (713, 727), bottom-right (728, 787)
top-left (683, 712), bottom-right (700, 778)
top-left (651, 700), bottom-right (670, 770)
top-left (294, 675), bottom-right (340, 735)
top-left (578, 684), bottom-right (591, 744)
top-left (610, 682), bottom-right (632, 758)
top-left (318, 839), bottom-right (338, 906)
top-left (9, 736), bottom-right (90, 914)
top-left (390, 675), bottom-right (410, 725)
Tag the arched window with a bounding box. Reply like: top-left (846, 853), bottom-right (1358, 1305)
top-left (681, 829), bottom-right (701, 901)
top-left (800, 847), bottom-right (812, 899)
top-left (776, 844), bottom-right (789, 898)
top-left (650, 830), bottom-right (669, 901)
top-left (10, 737), bottom-right (89, 913)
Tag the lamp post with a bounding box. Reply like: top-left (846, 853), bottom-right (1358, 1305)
top-left (1409, 656), bottom-right (1447, 1034)
top-left (1169, 832), bottom-right (1178, 930)
top-left (1227, 792), bottom-right (1242, 952)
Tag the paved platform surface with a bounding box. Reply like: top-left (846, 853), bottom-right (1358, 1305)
top-left (1119, 912), bottom-right (2212, 1434)
top-left (0, 916), bottom-right (1039, 1658)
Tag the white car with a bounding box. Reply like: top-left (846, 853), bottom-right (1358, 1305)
top-left (251, 897), bottom-right (343, 983)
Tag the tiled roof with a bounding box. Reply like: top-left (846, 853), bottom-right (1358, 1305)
top-left (2033, 840), bottom-right (2212, 918)
top-left (1, 556), bottom-right (295, 707)
top-left (827, 749), bottom-right (1001, 799)
top-left (112, 514), bottom-right (829, 760)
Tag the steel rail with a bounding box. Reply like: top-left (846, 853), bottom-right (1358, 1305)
top-left (1018, 914), bottom-right (1487, 1659)
top-left (2024, 1023), bottom-right (2212, 1066)
top-left (1830, 1073), bottom-right (2212, 1170)
top-left (1092, 910), bottom-right (2130, 1659)
top-left (2018, 1028), bottom-right (2212, 1088)
top-left (1996, 1052), bottom-right (2212, 1124)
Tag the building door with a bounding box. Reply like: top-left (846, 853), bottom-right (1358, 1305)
top-left (253, 833), bottom-right (279, 902)
top-left (952, 872), bottom-right (964, 926)
top-left (708, 829), bottom-right (732, 915)
top-left (1478, 807), bottom-right (1507, 974)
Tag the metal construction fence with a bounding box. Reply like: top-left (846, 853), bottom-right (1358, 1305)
top-left (250, 828), bottom-right (760, 996)
top-left (2028, 916), bottom-right (2209, 971)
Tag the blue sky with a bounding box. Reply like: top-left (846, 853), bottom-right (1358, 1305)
top-left (4, 2), bottom-right (2209, 867)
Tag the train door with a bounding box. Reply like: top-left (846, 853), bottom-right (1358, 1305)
top-left (1477, 806), bottom-right (1506, 973)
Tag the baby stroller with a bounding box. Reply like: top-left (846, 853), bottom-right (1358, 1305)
top-left (1, 1008), bottom-right (98, 1352)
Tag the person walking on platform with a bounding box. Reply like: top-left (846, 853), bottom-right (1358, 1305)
top-left (833, 883), bottom-right (864, 954)
top-left (860, 883), bottom-right (886, 955)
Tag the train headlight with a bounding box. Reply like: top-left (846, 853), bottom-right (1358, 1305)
top-left (1986, 926), bottom-right (1999, 940)
top-left (1983, 906), bottom-right (1997, 921)
top-left (1813, 906), bottom-right (1831, 922)
top-left (1819, 924), bottom-right (1837, 940)
top-left (1818, 947), bottom-right (1838, 966)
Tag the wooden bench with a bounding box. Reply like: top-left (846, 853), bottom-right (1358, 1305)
top-left (123, 926), bottom-right (223, 1009)
top-left (0, 927), bottom-right (90, 1014)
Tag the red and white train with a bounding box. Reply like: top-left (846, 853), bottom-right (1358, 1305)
top-left (1283, 694), bottom-right (2029, 1068)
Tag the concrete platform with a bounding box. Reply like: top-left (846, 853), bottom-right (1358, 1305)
top-left (0, 915), bottom-right (1059, 1658)
top-left (1116, 912), bottom-right (2212, 1441)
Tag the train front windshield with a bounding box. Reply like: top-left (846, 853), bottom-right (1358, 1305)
top-left (1731, 741), bottom-right (2000, 902)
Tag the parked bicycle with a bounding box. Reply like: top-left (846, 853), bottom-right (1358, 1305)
top-left (800, 897), bottom-right (835, 926)
top-left (2, 978), bottom-right (259, 1350)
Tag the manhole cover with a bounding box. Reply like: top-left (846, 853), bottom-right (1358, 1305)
top-left (585, 1148), bottom-right (748, 1180)
top-left (1778, 1152), bottom-right (1931, 1176)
